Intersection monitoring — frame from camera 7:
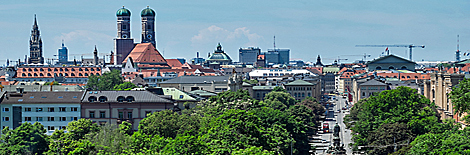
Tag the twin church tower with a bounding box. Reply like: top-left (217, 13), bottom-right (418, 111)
top-left (114, 6), bottom-right (157, 65)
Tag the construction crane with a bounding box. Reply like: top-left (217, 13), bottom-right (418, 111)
top-left (355, 44), bottom-right (425, 60)
top-left (341, 53), bottom-right (371, 62)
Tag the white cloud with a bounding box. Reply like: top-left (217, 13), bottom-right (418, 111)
top-left (191, 25), bottom-right (263, 49)
top-left (54, 30), bottom-right (114, 47)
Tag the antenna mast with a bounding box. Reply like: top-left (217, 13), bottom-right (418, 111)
top-left (273, 35), bottom-right (276, 51)
top-left (457, 35), bottom-right (461, 61)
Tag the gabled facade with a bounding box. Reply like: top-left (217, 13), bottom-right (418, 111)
top-left (366, 54), bottom-right (417, 72)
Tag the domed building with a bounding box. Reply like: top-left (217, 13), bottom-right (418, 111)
top-left (205, 43), bottom-right (232, 68)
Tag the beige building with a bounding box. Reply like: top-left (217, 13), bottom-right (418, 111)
top-left (284, 79), bottom-right (321, 101)
top-left (423, 72), bottom-right (464, 120)
top-left (81, 90), bottom-right (174, 130)
top-left (355, 79), bottom-right (388, 102)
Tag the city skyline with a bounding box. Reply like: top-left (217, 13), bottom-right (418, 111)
top-left (1, 0), bottom-right (470, 65)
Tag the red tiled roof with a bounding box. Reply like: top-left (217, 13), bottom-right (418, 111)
top-left (166, 59), bottom-right (183, 69)
top-left (257, 55), bottom-right (265, 60)
top-left (123, 43), bottom-right (167, 64)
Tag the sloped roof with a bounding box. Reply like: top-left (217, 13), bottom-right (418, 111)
top-left (366, 54), bottom-right (416, 65)
top-left (284, 79), bottom-right (314, 86)
top-left (188, 89), bottom-right (217, 96)
top-left (323, 67), bottom-right (340, 73)
top-left (82, 90), bottom-right (172, 103)
top-left (122, 43), bottom-right (168, 64)
top-left (166, 59), bottom-right (183, 68)
top-left (252, 86), bottom-right (276, 90)
top-left (2, 91), bottom-right (83, 104)
top-left (359, 79), bottom-right (387, 86)
top-left (159, 75), bottom-right (230, 84)
top-left (162, 88), bottom-right (198, 101)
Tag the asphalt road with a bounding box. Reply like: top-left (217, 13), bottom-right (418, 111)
top-left (315, 95), bottom-right (353, 155)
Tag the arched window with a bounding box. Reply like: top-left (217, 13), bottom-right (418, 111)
top-left (28, 73), bottom-right (32, 77)
top-left (22, 73), bottom-right (26, 76)
top-left (71, 68), bottom-right (75, 71)
top-left (97, 68), bottom-right (100, 71)
top-left (64, 68), bottom-right (68, 71)
top-left (96, 73), bottom-right (100, 76)
top-left (88, 96), bottom-right (97, 103)
top-left (126, 96), bottom-right (135, 102)
top-left (40, 68), bottom-right (44, 71)
top-left (90, 73), bottom-right (94, 76)
top-left (59, 68), bottom-right (63, 71)
top-left (65, 73), bottom-right (68, 76)
top-left (117, 96), bottom-right (125, 102)
top-left (54, 73), bottom-right (58, 77)
top-left (302, 93), bottom-right (305, 97)
top-left (59, 73), bottom-right (63, 77)
top-left (22, 68), bottom-right (26, 71)
top-left (294, 93), bottom-right (297, 97)
top-left (28, 68), bottom-right (32, 71)
top-left (34, 68), bottom-right (38, 71)
top-left (90, 68), bottom-right (94, 71)
top-left (79, 68), bottom-right (83, 71)
top-left (85, 73), bottom-right (89, 76)
top-left (99, 96), bottom-right (107, 102)
top-left (34, 73), bottom-right (38, 77)
top-left (48, 68), bottom-right (52, 71)
top-left (85, 68), bottom-right (89, 71)
top-left (376, 66), bottom-right (382, 70)
top-left (389, 66), bottom-right (395, 70)
top-left (79, 73), bottom-right (83, 76)
top-left (47, 73), bottom-right (51, 76)
top-left (407, 76), bottom-right (410, 78)
top-left (71, 73), bottom-right (75, 76)
top-left (414, 76), bottom-right (418, 78)
top-left (54, 68), bottom-right (58, 71)
top-left (39, 73), bottom-right (44, 76)
top-left (401, 66), bottom-right (407, 70)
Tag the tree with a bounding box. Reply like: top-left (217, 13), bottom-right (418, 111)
top-left (407, 127), bottom-right (470, 155)
top-left (139, 110), bottom-right (201, 138)
top-left (449, 78), bottom-right (470, 123)
top-left (347, 87), bottom-right (441, 151)
top-left (263, 91), bottom-right (296, 110)
top-left (86, 70), bottom-right (123, 90)
top-left (67, 119), bottom-right (100, 140)
top-left (0, 122), bottom-right (49, 154)
top-left (114, 82), bottom-right (137, 91)
top-left (44, 81), bottom-right (59, 85)
top-left (273, 86), bottom-right (287, 92)
top-left (364, 123), bottom-right (415, 155)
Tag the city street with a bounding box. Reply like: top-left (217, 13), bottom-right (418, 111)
top-left (314, 95), bottom-right (353, 155)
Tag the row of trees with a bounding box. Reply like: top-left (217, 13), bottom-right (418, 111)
top-left (0, 89), bottom-right (325, 154)
top-left (345, 86), bottom-right (468, 154)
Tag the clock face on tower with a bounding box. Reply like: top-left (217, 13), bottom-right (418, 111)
top-left (147, 34), bottom-right (152, 39)
top-left (122, 34), bottom-right (128, 39)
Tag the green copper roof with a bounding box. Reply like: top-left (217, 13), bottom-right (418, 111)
top-left (141, 6), bottom-right (156, 17)
top-left (116, 7), bottom-right (131, 16)
top-left (208, 53), bottom-right (232, 61)
top-left (323, 67), bottom-right (340, 73)
top-left (284, 80), bottom-right (314, 86)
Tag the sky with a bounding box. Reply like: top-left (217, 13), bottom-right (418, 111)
top-left (1, 0), bottom-right (470, 65)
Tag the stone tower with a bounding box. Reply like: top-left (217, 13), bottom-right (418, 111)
top-left (141, 6), bottom-right (156, 47)
top-left (28, 14), bottom-right (44, 64)
top-left (114, 6), bottom-right (135, 65)
top-left (116, 6), bottom-right (131, 39)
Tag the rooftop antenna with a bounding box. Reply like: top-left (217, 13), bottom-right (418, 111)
top-left (456, 35), bottom-right (461, 62)
top-left (273, 35), bottom-right (276, 51)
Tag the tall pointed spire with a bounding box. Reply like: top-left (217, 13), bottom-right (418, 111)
top-left (33, 14), bottom-right (38, 28)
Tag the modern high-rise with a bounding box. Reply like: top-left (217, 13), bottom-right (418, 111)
top-left (239, 47), bottom-right (260, 65)
top-left (57, 41), bottom-right (68, 64)
top-left (28, 15), bottom-right (44, 64)
top-left (268, 49), bottom-right (290, 64)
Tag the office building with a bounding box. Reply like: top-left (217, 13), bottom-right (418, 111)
top-left (239, 47), bottom-right (260, 65)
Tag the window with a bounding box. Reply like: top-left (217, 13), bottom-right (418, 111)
top-left (60, 117), bottom-right (66, 121)
top-left (36, 107), bottom-right (43, 112)
top-left (122, 25), bottom-right (127, 30)
top-left (59, 126), bottom-right (66, 130)
top-left (88, 96), bottom-right (97, 102)
top-left (179, 95), bottom-right (184, 99)
top-left (117, 96), bottom-right (125, 102)
top-left (100, 111), bottom-right (106, 118)
top-left (48, 126), bottom-right (55, 131)
top-left (119, 112), bottom-right (124, 119)
top-left (99, 96), bottom-right (107, 102)
top-left (48, 117), bottom-right (55, 121)
top-left (71, 117), bottom-right (78, 121)
top-left (36, 117), bottom-right (43, 121)
top-left (127, 112), bottom-right (133, 119)
top-left (48, 107), bottom-right (54, 112)
top-left (3, 108), bottom-right (9, 112)
top-left (25, 117), bottom-right (32, 121)
top-left (71, 107), bottom-right (78, 112)
top-left (126, 96), bottom-right (135, 102)
top-left (59, 107), bottom-right (66, 112)
top-left (147, 25), bottom-right (151, 29)
top-left (362, 92), bottom-right (365, 96)
top-left (89, 111), bottom-right (95, 118)
top-left (3, 117), bottom-right (9, 121)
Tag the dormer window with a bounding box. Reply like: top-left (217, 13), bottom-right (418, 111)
top-left (88, 96), bottom-right (97, 103)
top-left (99, 96), bottom-right (107, 102)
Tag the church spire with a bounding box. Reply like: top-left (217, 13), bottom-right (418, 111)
top-left (28, 14), bottom-right (44, 64)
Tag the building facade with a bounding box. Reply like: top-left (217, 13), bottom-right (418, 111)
top-left (239, 47), bottom-right (260, 65)
top-left (57, 41), bottom-right (68, 64)
top-left (1, 91), bottom-right (82, 135)
top-left (81, 91), bottom-right (173, 130)
top-left (141, 6), bottom-right (156, 47)
top-left (423, 72), bottom-right (464, 120)
top-left (284, 80), bottom-right (318, 101)
top-left (14, 66), bottom-right (101, 83)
